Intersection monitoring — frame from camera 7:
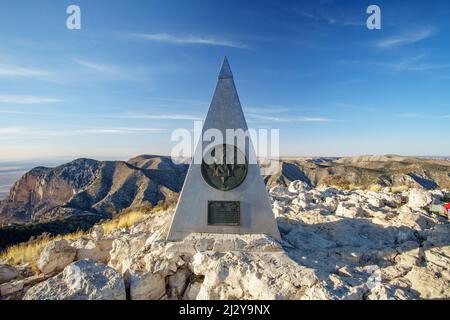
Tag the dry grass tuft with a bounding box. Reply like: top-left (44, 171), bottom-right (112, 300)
top-left (0, 231), bottom-right (85, 266)
top-left (368, 184), bottom-right (384, 192)
top-left (0, 210), bottom-right (152, 267)
top-left (391, 185), bottom-right (410, 194)
top-left (102, 211), bottom-right (146, 235)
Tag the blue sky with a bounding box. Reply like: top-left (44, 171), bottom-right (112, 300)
top-left (0, 0), bottom-right (449, 161)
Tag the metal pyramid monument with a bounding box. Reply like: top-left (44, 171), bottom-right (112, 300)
top-left (167, 57), bottom-right (280, 241)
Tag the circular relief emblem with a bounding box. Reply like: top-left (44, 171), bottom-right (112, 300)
top-left (201, 144), bottom-right (248, 191)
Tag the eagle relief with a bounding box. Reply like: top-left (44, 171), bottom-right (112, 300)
top-left (201, 144), bottom-right (248, 191)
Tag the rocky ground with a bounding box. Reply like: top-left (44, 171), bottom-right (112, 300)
top-left (1, 182), bottom-right (449, 300)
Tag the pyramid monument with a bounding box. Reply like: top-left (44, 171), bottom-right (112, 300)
top-left (167, 57), bottom-right (280, 241)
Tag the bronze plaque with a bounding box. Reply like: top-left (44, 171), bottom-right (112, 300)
top-left (208, 201), bottom-right (240, 226)
top-left (201, 144), bottom-right (248, 191)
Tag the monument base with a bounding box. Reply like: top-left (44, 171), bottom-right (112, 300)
top-left (165, 233), bottom-right (283, 253)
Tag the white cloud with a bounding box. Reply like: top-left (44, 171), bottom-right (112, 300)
top-left (0, 127), bottom-right (165, 137)
top-left (377, 27), bottom-right (435, 48)
top-left (0, 95), bottom-right (63, 104)
top-left (397, 113), bottom-right (450, 120)
top-left (339, 55), bottom-right (450, 72)
top-left (0, 127), bottom-right (25, 134)
top-left (248, 114), bottom-right (331, 123)
top-left (112, 114), bottom-right (203, 121)
top-left (389, 55), bottom-right (450, 72)
top-left (0, 64), bottom-right (51, 79)
top-left (71, 58), bottom-right (120, 74)
top-left (129, 33), bottom-right (246, 48)
top-left (245, 106), bottom-right (291, 114)
top-left (0, 110), bottom-right (32, 114)
top-left (78, 128), bottom-right (165, 134)
top-left (295, 10), bottom-right (336, 25)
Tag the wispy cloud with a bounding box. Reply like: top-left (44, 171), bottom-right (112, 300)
top-left (339, 54), bottom-right (450, 72)
top-left (111, 113), bottom-right (203, 121)
top-left (388, 55), bottom-right (450, 72)
top-left (0, 63), bottom-right (52, 79)
top-left (295, 9), bottom-right (336, 25)
top-left (293, 7), bottom-right (364, 27)
top-left (334, 102), bottom-right (376, 112)
top-left (0, 127), bottom-right (165, 137)
top-left (0, 127), bottom-right (25, 134)
top-left (248, 114), bottom-right (332, 123)
top-left (377, 27), bottom-right (435, 48)
top-left (71, 58), bottom-right (121, 74)
top-left (76, 128), bottom-right (165, 134)
top-left (0, 110), bottom-right (29, 115)
top-left (0, 95), bottom-right (63, 105)
top-left (397, 113), bottom-right (449, 120)
top-left (245, 106), bottom-right (291, 114)
top-left (70, 57), bottom-right (151, 85)
top-left (129, 33), bottom-right (247, 48)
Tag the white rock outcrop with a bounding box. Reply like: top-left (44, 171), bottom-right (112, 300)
top-left (36, 239), bottom-right (77, 275)
top-left (71, 238), bottom-right (112, 263)
top-left (128, 270), bottom-right (166, 300)
top-left (10, 180), bottom-right (450, 300)
top-left (23, 259), bottom-right (126, 300)
top-left (0, 264), bottom-right (19, 284)
top-left (408, 189), bottom-right (432, 210)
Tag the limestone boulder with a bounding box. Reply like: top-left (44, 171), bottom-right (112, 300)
top-left (128, 270), bottom-right (166, 300)
top-left (0, 264), bottom-right (19, 284)
top-left (408, 189), bottom-right (432, 210)
top-left (191, 251), bottom-right (318, 300)
top-left (366, 284), bottom-right (419, 300)
top-left (183, 280), bottom-right (202, 300)
top-left (167, 267), bottom-right (191, 299)
top-left (405, 266), bottom-right (449, 299)
top-left (108, 233), bottom-right (147, 274)
top-left (288, 180), bottom-right (309, 194)
top-left (72, 238), bottom-right (112, 263)
top-left (323, 197), bottom-right (339, 212)
top-left (424, 247), bottom-right (450, 269)
top-left (144, 250), bottom-right (184, 277)
top-left (335, 202), bottom-right (366, 218)
top-left (24, 259), bottom-right (126, 300)
top-left (36, 240), bottom-right (77, 275)
top-left (366, 192), bottom-right (384, 208)
top-left (90, 225), bottom-right (104, 240)
top-left (382, 193), bottom-right (404, 208)
top-left (272, 200), bottom-right (285, 216)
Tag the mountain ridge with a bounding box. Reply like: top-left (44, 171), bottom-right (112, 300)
top-left (1, 154), bottom-right (449, 228)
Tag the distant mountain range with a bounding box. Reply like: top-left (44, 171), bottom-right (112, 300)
top-left (0, 154), bottom-right (449, 249)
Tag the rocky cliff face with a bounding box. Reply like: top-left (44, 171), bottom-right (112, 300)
top-left (0, 159), bottom-right (100, 224)
top-left (0, 156), bottom-right (187, 225)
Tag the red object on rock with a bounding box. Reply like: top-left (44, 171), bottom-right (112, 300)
top-left (444, 203), bottom-right (450, 211)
